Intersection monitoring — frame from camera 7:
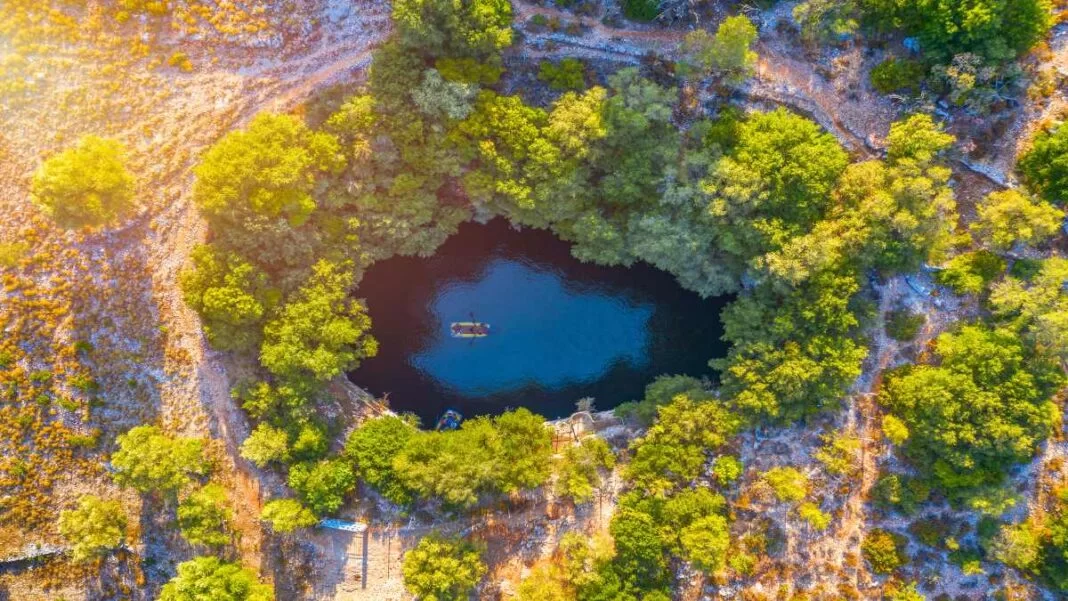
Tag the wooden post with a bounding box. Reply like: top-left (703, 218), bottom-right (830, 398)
top-left (362, 528), bottom-right (369, 589)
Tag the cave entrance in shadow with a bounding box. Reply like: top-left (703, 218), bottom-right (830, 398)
top-left (348, 219), bottom-right (731, 424)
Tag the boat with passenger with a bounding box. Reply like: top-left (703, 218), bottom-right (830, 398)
top-left (450, 321), bottom-right (490, 338)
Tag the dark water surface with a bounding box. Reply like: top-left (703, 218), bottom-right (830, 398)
top-left (348, 219), bottom-right (730, 424)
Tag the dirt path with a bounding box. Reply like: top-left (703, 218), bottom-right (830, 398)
top-left (137, 9), bottom-right (391, 573)
top-left (0, 2), bottom-right (392, 588)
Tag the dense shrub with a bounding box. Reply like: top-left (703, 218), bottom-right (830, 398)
top-left (762, 467), bottom-right (809, 503)
top-left (935, 250), bottom-right (1006, 295)
top-left (31, 136), bottom-right (136, 229)
top-left (798, 502), bottom-right (832, 530)
top-left (861, 0), bottom-right (1052, 63)
top-left (991, 257), bottom-right (1068, 364)
top-left (110, 426), bottom-right (207, 494)
top-left (394, 408), bottom-right (553, 507)
top-left (614, 375), bottom-right (711, 427)
top-left (679, 16), bottom-right (759, 84)
top-left (711, 455), bottom-right (743, 485)
top-left (345, 414), bottom-right (419, 506)
top-left (870, 57), bottom-right (925, 94)
top-left (287, 459), bottom-right (356, 516)
top-left (392, 0), bottom-right (513, 57)
top-left (861, 528), bottom-right (908, 573)
top-left (880, 325), bottom-right (1061, 493)
top-left (160, 557), bottom-right (273, 601)
top-left (621, 0), bottom-right (660, 21)
top-left (885, 309), bottom-right (925, 341)
top-left (538, 58), bottom-right (586, 91)
top-left (873, 473), bottom-right (930, 514)
top-left (177, 484), bottom-right (232, 547)
top-left (58, 495), bottom-right (127, 562)
top-left (260, 499), bottom-right (318, 533)
top-left (555, 436), bottom-right (616, 503)
top-left (625, 395), bottom-right (742, 495)
top-left (1019, 124), bottom-right (1068, 205)
top-left (402, 534), bottom-right (486, 601)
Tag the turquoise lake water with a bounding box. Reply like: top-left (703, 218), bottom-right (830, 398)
top-left (349, 219), bottom-right (729, 424)
top-left (412, 259), bottom-right (655, 395)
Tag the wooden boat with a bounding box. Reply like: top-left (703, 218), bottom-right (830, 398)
top-left (450, 321), bottom-right (490, 338)
top-left (436, 409), bottom-right (463, 431)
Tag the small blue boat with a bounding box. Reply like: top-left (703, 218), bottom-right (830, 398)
top-left (435, 409), bottom-right (463, 431)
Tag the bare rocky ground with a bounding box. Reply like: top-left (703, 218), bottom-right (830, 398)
top-left (0, 1), bottom-right (389, 597)
top-left (1, 0), bottom-right (1067, 599)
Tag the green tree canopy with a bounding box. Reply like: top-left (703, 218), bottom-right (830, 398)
top-left (160, 557), bottom-right (273, 601)
top-left (972, 189), bottom-right (1062, 250)
top-left (583, 69), bottom-right (677, 217)
top-left (392, 0), bottom-right (512, 57)
top-left (260, 260), bottom-right (377, 381)
top-left (759, 113), bottom-right (957, 280)
top-left (260, 498), bottom-right (318, 534)
top-left (618, 487), bottom-right (731, 578)
top-left (180, 244), bottom-right (274, 353)
top-left (193, 113), bottom-right (344, 269)
top-left (402, 534), bottom-right (486, 601)
top-left (625, 394), bottom-right (742, 496)
top-left (58, 495), bottom-right (127, 562)
top-left (344, 414), bottom-right (418, 506)
top-left (880, 325), bottom-right (1061, 492)
top-left (449, 89), bottom-right (605, 223)
top-left (240, 423), bottom-right (292, 468)
top-left (614, 375), bottom-right (712, 427)
top-left (31, 135), bottom-right (136, 229)
top-left (991, 257), bottom-right (1068, 363)
top-left (555, 436), bottom-right (616, 504)
top-left (287, 458), bottom-right (357, 516)
top-left (237, 378), bottom-right (318, 423)
top-left (935, 250), bottom-right (1006, 295)
top-left (861, 0), bottom-right (1051, 62)
top-left (716, 268), bottom-right (867, 422)
top-left (704, 107), bottom-right (849, 263)
top-left (846, 114), bottom-right (956, 271)
top-left (679, 15), bottom-right (759, 84)
top-left (110, 425), bottom-right (207, 494)
top-left (678, 514), bottom-right (731, 572)
top-left (177, 483), bottom-right (232, 547)
top-left (602, 508), bottom-right (673, 597)
top-left (195, 113), bottom-right (343, 226)
top-left (394, 408), bottom-right (553, 507)
top-left (323, 58), bottom-right (472, 261)
top-left (1019, 123), bottom-right (1068, 205)
top-left (989, 522), bottom-right (1042, 574)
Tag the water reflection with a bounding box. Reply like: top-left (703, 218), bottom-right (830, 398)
top-left (349, 219), bottom-right (729, 423)
top-left (412, 259), bottom-right (654, 396)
